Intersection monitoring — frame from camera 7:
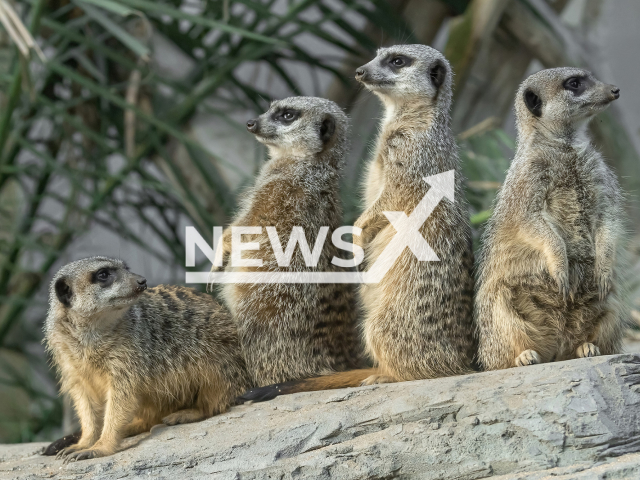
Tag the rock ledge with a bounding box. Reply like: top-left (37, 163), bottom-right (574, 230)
top-left (2, 354), bottom-right (640, 479)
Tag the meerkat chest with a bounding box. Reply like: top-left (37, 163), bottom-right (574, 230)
top-left (381, 128), bottom-right (413, 167)
top-left (56, 341), bottom-right (111, 395)
top-left (545, 161), bottom-right (598, 256)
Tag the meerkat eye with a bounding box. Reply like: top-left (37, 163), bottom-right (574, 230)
top-left (280, 110), bottom-right (299, 122)
top-left (388, 56), bottom-right (411, 69)
top-left (96, 269), bottom-right (110, 282)
top-left (564, 77), bottom-right (582, 91)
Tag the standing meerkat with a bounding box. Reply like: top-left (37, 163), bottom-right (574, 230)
top-left (212, 97), bottom-right (360, 387)
top-left (44, 257), bottom-right (249, 461)
top-left (240, 45), bottom-right (475, 401)
top-left (476, 68), bottom-right (625, 370)
top-left (350, 44), bottom-right (475, 384)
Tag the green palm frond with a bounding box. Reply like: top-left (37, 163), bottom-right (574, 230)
top-left (0, 0), bottom-right (419, 442)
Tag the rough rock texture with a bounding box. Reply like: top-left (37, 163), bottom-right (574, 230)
top-left (2, 354), bottom-right (640, 479)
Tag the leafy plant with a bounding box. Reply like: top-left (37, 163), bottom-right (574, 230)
top-left (0, 0), bottom-right (422, 442)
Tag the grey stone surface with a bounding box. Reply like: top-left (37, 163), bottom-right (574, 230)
top-left (1, 354), bottom-right (640, 479)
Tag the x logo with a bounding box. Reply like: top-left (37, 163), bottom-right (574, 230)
top-left (363, 170), bottom-right (455, 283)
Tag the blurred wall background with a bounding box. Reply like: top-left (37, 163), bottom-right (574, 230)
top-left (0, 0), bottom-right (639, 443)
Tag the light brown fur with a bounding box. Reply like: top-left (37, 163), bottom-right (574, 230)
top-left (476, 68), bottom-right (627, 370)
top-left (213, 97), bottom-right (361, 387)
top-left (353, 45), bottom-right (475, 384)
top-left (45, 257), bottom-right (249, 460)
top-left (239, 45), bottom-right (476, 401)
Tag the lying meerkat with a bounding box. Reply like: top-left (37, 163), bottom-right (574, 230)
top-left (44, 257), bottom-right (249, 461)
top-left (239, 45), bottom-right (476, 401)
top-left (212, 97), bottom-right (361, 387)
top-left (476, 68), bottom-right (626, 370)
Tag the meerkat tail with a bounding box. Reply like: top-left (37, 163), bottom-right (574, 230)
top-left (42, 431), bottom-right (82, 456)
top-left (237, 368), bottom-right (378, 403)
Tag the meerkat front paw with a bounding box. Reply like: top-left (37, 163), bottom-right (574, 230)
top-left (576, 342), bottom-right (600, 358)
top-left (55, 443), bottom-right (86, 460)
top-left (353, 222), bottom-right (371, 250)
top-left (553, 269), bottom-right (571, 302)
top-left (515, 349), bottom-right (541, 367)
top-left (595, 271), bottom-right (612, 301)
top-left (360, 374), bottom-right (396, 386)
top-left (63, 447), bottom-right (108, 463)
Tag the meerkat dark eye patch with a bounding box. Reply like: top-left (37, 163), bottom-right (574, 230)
top-left (274, 109), bottom-right (300, 124)
top-left (387, 55), bottom-right (412, 70)
top-left (524, 89), bottom-right (543, 117)
top-left (91, 268), bottom-right (115, 287)
top-left (429, 61), bottom-right (446, 88)
top-left (55, 278), bottom-right (72, 307)
top-left (320, 116), bottom-right (335, 144)
top-left (563, 76), bottom-right (590, 96)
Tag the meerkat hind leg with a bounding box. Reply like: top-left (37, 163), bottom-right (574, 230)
top-left (122, 419), bottom-right (153, 437)
top-left (576, 342), bottom-right (601, 358)
top-left (162, 408), bottom-right (209, 426)
top-left (515, 349), bottom-right (541, 367)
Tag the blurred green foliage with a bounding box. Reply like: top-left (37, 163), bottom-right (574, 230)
top-left (0, 0), bottom-right (518, 443)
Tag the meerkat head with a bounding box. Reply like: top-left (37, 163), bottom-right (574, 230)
top-left (49, 257), bottom-right (147, 324)
top-left (246, 96), bottom-right (348, 162)
top-left (355, 44), bottom-right (452, 109)
top-left (516, 67), bottom-right (620, 140)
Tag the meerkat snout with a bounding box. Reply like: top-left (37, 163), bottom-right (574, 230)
top-left (134, 275), bottom-right (147, 292)
top-left (246, 118), bottom-right (258, 133)
top-left (611, 86), bottom-right (620, 99)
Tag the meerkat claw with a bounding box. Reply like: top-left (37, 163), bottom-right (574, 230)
top-left (515, 350), bottom-right (541, 367)
top-left (576, 342), bottom-right (600, 358)
top-left (64, 448), bottom-right (105, 462)
top-left (597, 274), bottom-right (611, 301)
top-left (555, 271), bottom-right (570, 302)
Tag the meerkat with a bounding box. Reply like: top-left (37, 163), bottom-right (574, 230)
top-left (239, 45), bottom-right (475, 401)
top-left (43, 257), bottom-right (249, 461)
top-left (476, 68), bottom-right (625, 370)
top-left (211, 97), bottom-right (360, 388)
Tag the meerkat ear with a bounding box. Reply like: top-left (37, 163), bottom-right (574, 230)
top-left (429, 61), bottom-right (446, 89)
top-left (524, 89), bottom-right (543, 117)
top-left (320, 116), bottom-right (336, 144)
top-left (55, 278), bottom-right (72, 307)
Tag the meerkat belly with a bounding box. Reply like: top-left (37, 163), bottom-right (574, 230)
top-left (546, 186), bottom-right (597, 291)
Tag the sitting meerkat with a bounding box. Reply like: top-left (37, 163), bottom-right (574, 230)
top-left (44, 257), bottom-right (249, 461)
top-left (476, 68), bottom-right (626, 370)
top-left (239, 45), bottom-right (476, 402)
top-left (212, 97), bottom-right (360, 387)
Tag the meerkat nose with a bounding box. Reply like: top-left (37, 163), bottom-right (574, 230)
top-left (137, 277), bottom-right (147, 290)
top-left (355, 67), bottom-right (366, 79)
top-left (246, 119), bottom-right (258, 132)
top-left (611, 87), bottom-right (620, 99)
